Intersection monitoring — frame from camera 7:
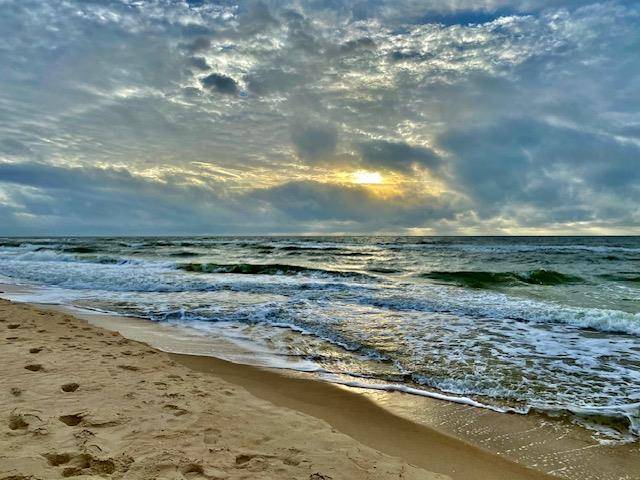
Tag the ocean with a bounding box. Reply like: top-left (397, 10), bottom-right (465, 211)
top-left (1, 236), bottom-right (638, 442)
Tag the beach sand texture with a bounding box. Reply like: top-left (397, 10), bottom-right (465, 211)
top-left (1, 299), bottom-right (554, 480)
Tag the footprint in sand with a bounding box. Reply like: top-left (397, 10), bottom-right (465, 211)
top-left (8, 414), bottom-right (29, 430)
top-left (203, 427), bottom-right (220, 446)
top-left (8, 411), bottom-right (46, 435)
top-left (235, 453), bottom-right (268, 467)
top-left (59, 414), bottom-right (83, 426)
top-left (29, 347), bottom-right (43, 354)
top-left (162, 404), bottom-right (189, 417)
top-left (55, 453), bottom-right (116, 477)
top-left (118, 364), bottom-right (139, 371)
top-left (7, 324), bottom-right (20, 329)
top-left (43, 452), bottom-right (71, 466)
top-left (61, 383), bottom-right (80, 392)
top-left (24, 364), bottom-right (43, 372)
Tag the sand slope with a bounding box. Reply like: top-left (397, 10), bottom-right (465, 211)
top-left (0, 299), bottom-right (445, 480)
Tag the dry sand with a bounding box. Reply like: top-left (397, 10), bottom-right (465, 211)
top-left (1, 299), bottom-right (558, 479)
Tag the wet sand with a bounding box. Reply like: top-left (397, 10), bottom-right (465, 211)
top-left (173, 352), bottom-right (556, 480)
top-left (0, 298), bottom-right (556, 480)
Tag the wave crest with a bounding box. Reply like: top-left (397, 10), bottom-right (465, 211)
top-left (177, 262), bottom-right (369, 279)
top-left (422, 269), bottom-right (583, 288)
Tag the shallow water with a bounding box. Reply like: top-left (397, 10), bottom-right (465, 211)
top-left (1, 236), bottom-right (638, 441)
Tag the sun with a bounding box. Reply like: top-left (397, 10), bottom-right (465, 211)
top-left (352, 170), bottom-right (384, 185)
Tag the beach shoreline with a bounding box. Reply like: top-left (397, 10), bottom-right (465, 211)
top-left (0, 297), bottom-right (567, 480)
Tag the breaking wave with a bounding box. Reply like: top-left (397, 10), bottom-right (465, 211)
top-left (422, 269), bottom-right (584, 288)
top-left (177, 262), bottom-right (370, 279)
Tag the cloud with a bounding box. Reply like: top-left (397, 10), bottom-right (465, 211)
top-left (0, 162), bottom-right (459, 234)
top-left (201, 73), bottom-right (239, 95)
top-left (239, 1), bottom-right (280, 33)
top-left (179, 36), bottom-right (212, 54)
top-left (439, 117), bottom-right (640, 221)
top-left (0, 0), bottom-right (638, 234)
top-left (0, 161), bottom-right (243, 235)
top-left (357, 140), bottom-right (442, 173)
top-left (0, 139), bottom-right (31, 156)
top-left (252, 180), bottom-right (381, 222)
top-left (188, 56), bottom-right (210, 71)
top-left (388, 50), bottom-right (435, 62)
top-left (249, 180), bottom-right (459, 229)
top-left (338, 37), bottom-right (377, 55)
top-left (244, 68), bottom-right (304, 95)
top-left (291, 124), bottom-right (338, 161)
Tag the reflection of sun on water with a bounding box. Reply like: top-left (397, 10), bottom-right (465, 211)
top-left (352, 170), bottom-right (383, 185)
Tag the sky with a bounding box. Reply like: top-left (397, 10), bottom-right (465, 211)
top-left (0, 0), bottom-right (639, 235)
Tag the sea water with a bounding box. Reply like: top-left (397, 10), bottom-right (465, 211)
top-left (1, 236), bottom-right (638, 442)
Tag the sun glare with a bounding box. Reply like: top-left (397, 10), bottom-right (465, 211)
top-left (352, 170), bottom-right (384, 185)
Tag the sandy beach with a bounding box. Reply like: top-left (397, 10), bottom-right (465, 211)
top-left (2, 0), bottom-right (640, 476)
top-left (0, 298), bottom-right (563, 480)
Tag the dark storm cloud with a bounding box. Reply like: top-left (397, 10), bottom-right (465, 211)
top-left (201, 73), bottom-right (239, 95)
top-left (291, 124), bottom-right (338, 161)
top-left (357, 141), bottom-right (442, 173)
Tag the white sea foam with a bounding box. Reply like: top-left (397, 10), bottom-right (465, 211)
top-left (365, 284), bottom-right (640, 336)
